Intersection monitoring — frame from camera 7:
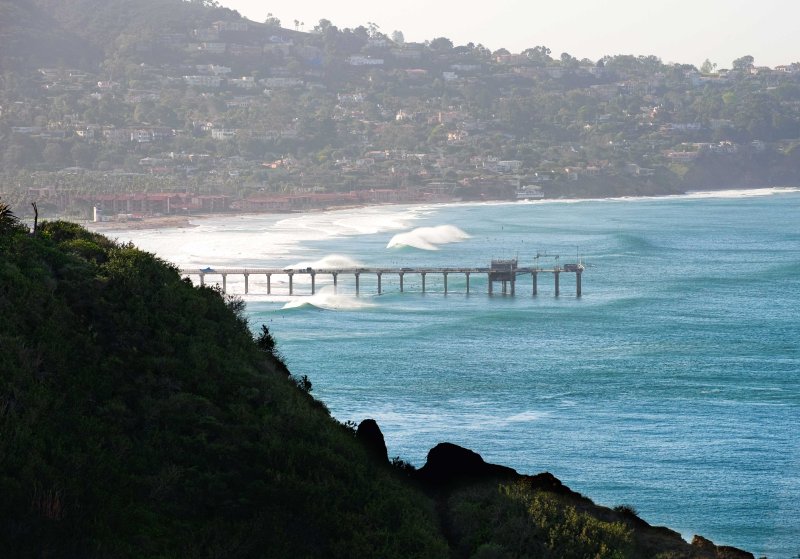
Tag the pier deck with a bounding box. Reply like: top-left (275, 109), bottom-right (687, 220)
top-left (180, 259), bottom-right (584, 297)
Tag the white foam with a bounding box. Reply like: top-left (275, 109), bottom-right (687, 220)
top-left (285, 254), bottom-right (363, 270)
top-left (98, 205), bottom-right (427, 269)
top-left (682, 187), bottom-right (800, 199)
top-left (281, 286), bottom-right (374, 311)
top-left (387, 225), bottom-right (471, 250)
top-left (505, 411), bottom-right (549, 423)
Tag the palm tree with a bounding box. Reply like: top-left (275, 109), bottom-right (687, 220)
top-left (0, 198), bottom-right (21, 233)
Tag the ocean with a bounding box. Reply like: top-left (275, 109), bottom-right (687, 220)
top-left (107, 188), bottom-right (800, 558)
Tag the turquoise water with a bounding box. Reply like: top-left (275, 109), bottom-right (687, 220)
top-left (115, 189), bottom-right (800, 557)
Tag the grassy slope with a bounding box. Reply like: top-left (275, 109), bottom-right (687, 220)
top-left (0, 219), bottom-right (446, 558)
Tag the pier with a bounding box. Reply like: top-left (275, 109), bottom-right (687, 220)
top-left (181, 259), bottom-right (584, 297)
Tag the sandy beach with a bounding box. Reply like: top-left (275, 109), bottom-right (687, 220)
top-left (86, 215), bottom-right (201, 231)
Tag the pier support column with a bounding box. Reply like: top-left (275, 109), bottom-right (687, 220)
top-left (502, 281), bottom-right (507, 295)
top-left (244, 273), bottom-right (249, 295)
top-left (266, 274), bottom-right (271, 295)
top-left (554, 271), bottom-right (560, 297)
top-left (510, 274), bottom-right (515, 296)
top-left (399, 273), bottom-right (404, 292)
top-left (377, 272), bottom-right (382, 295)
top-left (465, 272), bottom-right (470, 294)
top-left (355, 273), bottom-right (360, 296)
top-left (488, 275), bottom-right (493, 295)
top-left (310, 272), bottom-right (316, 295)
top-left (199, 273), bottom-right (205, 287)
top-left (288, 273), bottom-right (294, 296)
top-left (332, 273), bottom-right (338, 294)
top-left (443, 273), bottom-right (448, 295)
top-left (421, 273), bottom-right (426, 293)
top-left (221, 274), bottom-right (227, 293)
top-left (532, 272), bottom-right (538, 296)
top-left (576, 271), bottom-right (582, 298)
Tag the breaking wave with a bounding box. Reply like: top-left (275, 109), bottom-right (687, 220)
top-left (281, 286), bottom-right (374, 311)
top-left (284, 254), bottom-right (363, 270)
top-left (386, 225), bottom-right (470, 251)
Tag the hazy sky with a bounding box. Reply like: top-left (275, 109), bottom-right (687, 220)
top-left (219, 0), bottom-right (798, 68)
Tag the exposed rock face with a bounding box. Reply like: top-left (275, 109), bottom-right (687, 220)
top-left (352, 424), bottom-right (757, 559)
top-left (416, 442), bottom-right (517, 485)
top-left (691, 535), bottom-right (755, 559)
top-left (355, 419), bottom-right (388, 463)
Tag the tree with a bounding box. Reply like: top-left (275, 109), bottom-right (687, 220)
top-left (0, 197), bottom-right (21, 233)
top-left (42, 143), bottom-right (66, 169)
top-left (264, 12), bottom-right (280, 27)
top-left (523, 46), bottom-right (552, 65)
top-left (314, 18), bottom-right (334, 33)
top-left (429, 37), bottom-right (453, 51)
top-left (70, 143), bottom-right (94, 168)
top-left (700, 59), bottom-right (717, 74)
top-left (3, 144), bottom-right (26, 170)
top-left (391, 30), bottom-right (405, 44)
top-left (732, 55), bottom-right (754, 71)
top-left (366, 21), bottom-right (381, 38)
top-left (560, 52), bottom-right (578, 68)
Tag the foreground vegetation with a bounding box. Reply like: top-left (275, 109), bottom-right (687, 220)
top-left (0, 203), bottom-right (447, 557)
top-left (0, 203), bottom-right (754, 558)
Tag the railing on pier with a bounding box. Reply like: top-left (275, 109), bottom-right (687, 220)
top-left (180, 259), bottom-right (585, 298)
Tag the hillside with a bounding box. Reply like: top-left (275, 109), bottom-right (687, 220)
top-left (0, 0), bottom-right (100, 71)
top-left (2, 0), bottom-right (800, 218)
top-left (0, 202), bottom-right (756, 558)
top-left (0, 205), bottom-right (447, 557)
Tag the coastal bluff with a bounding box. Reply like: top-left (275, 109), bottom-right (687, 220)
top-left (359, 420), bottom-right (755, 559)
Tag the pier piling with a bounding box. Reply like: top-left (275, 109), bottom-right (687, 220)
top-left (181, 259), bottom-right (585, 298)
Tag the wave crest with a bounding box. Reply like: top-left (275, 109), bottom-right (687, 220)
top-left (387, 225), bottom-right (470, 251)
top-left (284, 254), bottom-right (363, 270)
top-left (281, 286), bottom-right (373, 311)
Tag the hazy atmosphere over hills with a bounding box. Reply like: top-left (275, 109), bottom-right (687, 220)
top-left (220, 0), bottom-right (800, 69)
top-left (1, 0), bottom-right (799, 221)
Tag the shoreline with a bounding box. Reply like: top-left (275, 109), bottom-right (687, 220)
top-left (82, 185), bottom-right (800, 232)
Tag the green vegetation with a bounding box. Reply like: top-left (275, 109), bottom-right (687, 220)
top-left (448, 481), bottom-right (633, 558)
top-left (0, 217), bottom-right (754, 558)
top-left (0, 216), bottom-right (447, 557)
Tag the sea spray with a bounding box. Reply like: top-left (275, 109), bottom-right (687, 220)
top-left (285, 254), bottom-right (363, 270)
top-left (387, 225), bottom-right (471, 250)
top-left (281, 286), bottom-right (374, 311)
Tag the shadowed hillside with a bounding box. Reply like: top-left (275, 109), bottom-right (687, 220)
top-left (0, 205), bottom-right (755, 558)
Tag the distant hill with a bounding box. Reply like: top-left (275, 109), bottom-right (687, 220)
top-left (0, 0), bottom-right (100, 70)
top-left (1, 0), bottom-right (798, 216)
top-left (28, 0), bottom-right (233, 49)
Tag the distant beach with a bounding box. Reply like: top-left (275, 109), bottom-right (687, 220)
top-left (87, 215), bottom-right (199, 231)
top-left (83, 185), bottom-right (800, 233)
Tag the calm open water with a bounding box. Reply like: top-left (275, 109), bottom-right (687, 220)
top-left (111, 188), bottom-right (800, 557)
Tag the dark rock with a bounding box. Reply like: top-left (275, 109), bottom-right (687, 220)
top-left (691, 535), bottom-right (755, 559)
top-left (355, 419), bottom-right (388, 464)
top-left (416, 442), bottom-right (517, 486)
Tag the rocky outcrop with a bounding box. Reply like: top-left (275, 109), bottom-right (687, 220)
top-left (362, 420), bottom-right (756, 559)
top-left (415, 442), bottom-right (517, 486)
top-left (355, 418), bottom-right (389, 464)
top-left (692, 535), bottom-right (755, 559)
